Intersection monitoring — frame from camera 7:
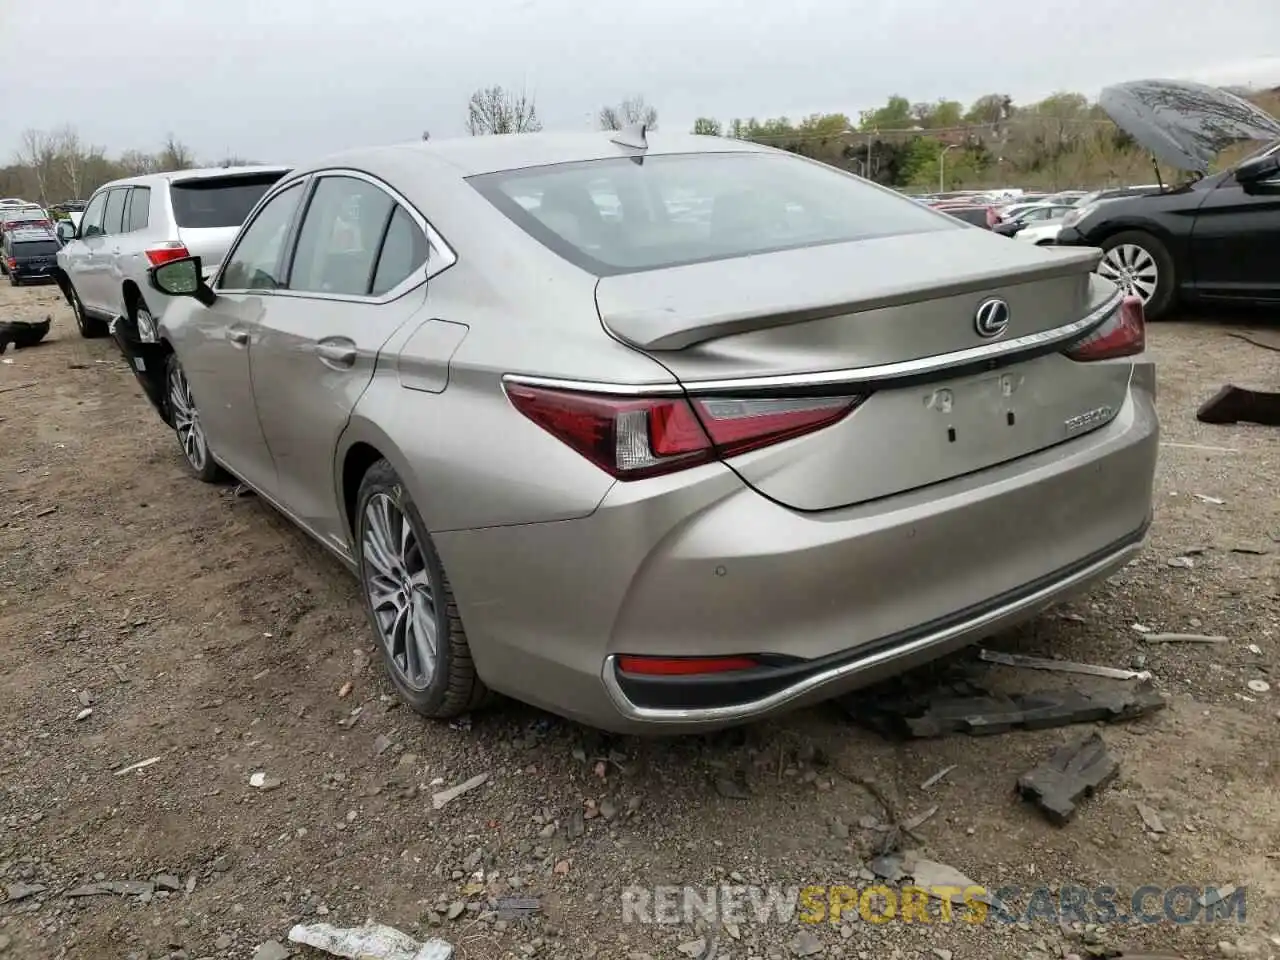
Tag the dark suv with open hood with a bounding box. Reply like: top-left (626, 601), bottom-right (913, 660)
top-left (1054, 79), bottom-right (1280, 319)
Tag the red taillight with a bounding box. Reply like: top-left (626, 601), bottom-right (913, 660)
top-left (145, 242), bottom-right (190, 266)
top-left (617, 655), bottom-right (760, 675)
top-left (504, 383), bottom-right (864, 480)
top-left (5, 258), bottom-right (15, 270)
top-left (1065, 295), bottom-right (1145, 362)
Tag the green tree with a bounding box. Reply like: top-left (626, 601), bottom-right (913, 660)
top-left (858, 95), bottom-right (913, 131)
top-left (910, 99), bottom-right (964, 129)
top-left (692, 117), bottom-right (722, 136)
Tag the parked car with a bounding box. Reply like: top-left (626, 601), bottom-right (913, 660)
top-left (0, 197), bottom-right (30, 207)
top-left (1041, 190), bottom-right (1089, 206)
top-left (1015, 219), bottom-right (1069, 245)
top-left (3, 225), bottom-right (60, 284)
top-left (1055, 80), bottom-right (1280, 318)
top-left (0, 205), bottom-right (52, 235)
top-left (934, 202), bottom-right (1003, 229)
top-left (1010, 203), bottom-right (1079, 224)
top-left (54, 165), bottom-right (290, 340)
top-left (122, 131), bottom-right (1157, 733)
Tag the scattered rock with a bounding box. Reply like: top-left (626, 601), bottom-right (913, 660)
top-left (374, 734), bottom-right (394, 756)
top-left (1247, 680), bottom-right (1270, 694)
top-left (4, 882), bottom-right (45, 901)
top-left (154, 873), bottom-right (181, 891)
top-left (250, 772), bottom-right (283, 791)
top-left (713, 776), bottom-right (750, 800)
top-left (74, 707), bottom-right (93, 722)
top-left (1136, 803), bottom-right (1167, 834)
top-left (431, 772), bottom-right (489, 810)
top-left (252, 941), bottom-right (290, 960)
top-left (789, 928), bottom-right (824, 956)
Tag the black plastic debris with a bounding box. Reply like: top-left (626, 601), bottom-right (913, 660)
top-left (1196, 385), bottom-right (1280, 427)
top-left (0, 316), bottom-right (51, 354)
top-left (1017, 732), bottom-right (1119, 824)
top-left (843, 679), bottom-right (1165, 739)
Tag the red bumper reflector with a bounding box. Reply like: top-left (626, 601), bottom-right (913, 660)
top-left (617, 655), bottom-right (760, 676)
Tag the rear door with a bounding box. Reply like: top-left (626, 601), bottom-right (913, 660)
top-left (248, 172), bottom-right (436, 547)
top-left (168, 171), bottom-right (289, 268)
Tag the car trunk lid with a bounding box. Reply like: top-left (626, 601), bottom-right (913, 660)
top-left (596, 230), bottom-right (1129, 510)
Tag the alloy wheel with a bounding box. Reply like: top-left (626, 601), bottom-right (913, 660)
top-left (167, 362), bottom-right (207, 472)
top-left (361, 492), bottom-right (439, 691)
top-left (1098, 244), bottom-right (1159, 304)
top-left (136, 305), bottom-right (157, 342)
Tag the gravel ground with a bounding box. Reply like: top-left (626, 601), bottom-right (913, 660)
top-left (1, 282), bottom-right (1278, 960)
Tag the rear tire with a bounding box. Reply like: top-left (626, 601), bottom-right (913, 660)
top-left (165, 353), bottom-right (225, 483)
top-left (67, 282), bottom-right (108, 338)
top-left (1098, 231), bottom-right (1176, 320)
top-left (355, 459), bottom-right (489, 719)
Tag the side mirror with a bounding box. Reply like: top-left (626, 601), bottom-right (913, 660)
top-left (56, 220), bottom-right (77, 243)
top-left (149, 255), bottom-right (216, 307)
top-left (1236, 153), bottom-right (1280, 187)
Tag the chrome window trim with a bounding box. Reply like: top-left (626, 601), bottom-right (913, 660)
top-left (213, 167), bottom-right (456, 303)
top-left (502, 289), bottom-right (1125, 397)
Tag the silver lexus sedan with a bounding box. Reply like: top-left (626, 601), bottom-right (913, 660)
top-left (122, 129), bottom-right (1158, 733)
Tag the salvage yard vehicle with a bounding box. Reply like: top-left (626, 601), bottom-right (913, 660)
top-left (121, 129), bottom-right (1157, 733)
top-left (1055, 79), bottom-right (1280, 319)
top-left (53, 165), bottom-right (290, 340)
top-left (3, 225), bottom-right (60, 285)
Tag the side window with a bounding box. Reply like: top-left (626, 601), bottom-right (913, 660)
top-left (80, 192), bottom-right (108, 238)
top-left (102, 188), bottom-right (129, 236)
top-left (370, 206), bottom-right (429, 296)
top-left (288, 176), bottom-right (395, 296)
top-left (218, 183), bottom-right (304, 291)
top-left (126, 187), bottom-right (151, 232)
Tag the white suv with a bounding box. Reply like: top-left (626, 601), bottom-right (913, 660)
top-left (55, 166), bottom-right (289, 340)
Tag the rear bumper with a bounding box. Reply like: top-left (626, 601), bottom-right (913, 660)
top-left (435, 371), bottom-right (1158, 733)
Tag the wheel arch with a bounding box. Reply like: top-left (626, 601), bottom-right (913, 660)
top-left (336, 420), bottom-right (430, 540)
top-left (122, 278), bottom-right (147, 317)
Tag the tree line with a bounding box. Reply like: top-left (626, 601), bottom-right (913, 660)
top-left (6, 85), bottom-right (1278, 205)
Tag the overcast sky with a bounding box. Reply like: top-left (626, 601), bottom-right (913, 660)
top-left (4, 0), bottom-right (1279, 164)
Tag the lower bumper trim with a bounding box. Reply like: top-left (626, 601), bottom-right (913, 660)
top-left (602, 519), bottom-right (1150, 725)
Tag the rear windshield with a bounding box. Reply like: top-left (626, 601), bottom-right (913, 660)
top-left (169, 172), bottom-right (287, 229)
top-left (2, 208), bottom-right (45, 222)
top-left (469, 152), bottom-right (956, 276)
top-left (13, 240), bottom-right (58, 256)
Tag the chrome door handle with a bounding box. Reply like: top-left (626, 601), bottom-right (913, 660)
top-left (227, 329), bottom-right (250, 346)
top-left (316, 340), bottom-right (356, 369)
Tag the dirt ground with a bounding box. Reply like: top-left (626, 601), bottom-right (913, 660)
top-left (1, 281), bottom-right (1278, 960)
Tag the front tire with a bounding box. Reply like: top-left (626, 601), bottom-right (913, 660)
top-left (165, 353), bottom-right (224, 483)
top-left (67, 282), bottom-right (108, 338)
top-left (355, 459), bottom-right (488, 719)
top-left (1098, 231), bottom-right (1176, 320)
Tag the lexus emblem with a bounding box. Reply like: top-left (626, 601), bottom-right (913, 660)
top-left (974, 298), bottom-right (1011, 339)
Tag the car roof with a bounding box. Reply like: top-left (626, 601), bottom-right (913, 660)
top-left (287, 132), bottom-right (775, 181)
top-left (94, 165), bottom-right (293, 193)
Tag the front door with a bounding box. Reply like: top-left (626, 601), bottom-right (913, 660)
top-left (66, 190), bottom-right (108, 310)
top-left (184, 179), bottom-right (310, 494)
top-left (249, 173), bottom-right (435, 550)
top-left (1189, 163), bottom-right (1280, 303)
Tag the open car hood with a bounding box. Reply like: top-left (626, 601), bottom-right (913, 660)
top-left (1098, 78), bottom-right (1280, 173)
